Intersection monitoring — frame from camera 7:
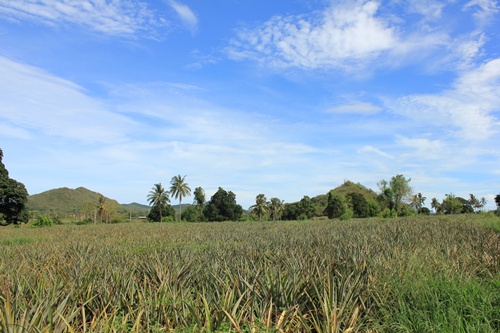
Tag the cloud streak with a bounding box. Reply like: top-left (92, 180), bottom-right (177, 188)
top-left (0, 0), bottom-right (168, 38)
top-left (167, 0), bottom-right (197, 33)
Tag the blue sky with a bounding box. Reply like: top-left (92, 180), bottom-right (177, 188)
top-left (0, 0), bottom-right (499, 210)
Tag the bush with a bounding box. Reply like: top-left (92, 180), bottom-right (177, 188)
top-left (33, 214), bottom-right (54, 228)
top-left (340, 208), bottom-right (354, 221)
top-left (161, 216), bottom-right (175, 223)
top-left (381, 208), bottom-right (397, 218)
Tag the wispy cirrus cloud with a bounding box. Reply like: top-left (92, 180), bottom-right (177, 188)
top-left (166, 0), bottom-right (197, 33)
top-left (327, 102), bottom-right (382, 115)
top-left (0, 55), bottom-right (135, 143)
top-left (0, 0), bottom-right (169, 38)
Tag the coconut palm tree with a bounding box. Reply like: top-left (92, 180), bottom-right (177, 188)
top-left (147, 183), bottom-right (170, 222)
top-left (250, 194), bottom-right (268, 221)
top-left (170, 175), bottom-right (191, 221)
top-left (268, 197), bottom-right (284, 221)
top-left (430, 197), bottom-right (441, 214)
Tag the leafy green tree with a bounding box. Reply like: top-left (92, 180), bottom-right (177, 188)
top-left (203, 187), bottom-right (243, 222)
top-left (298, 196), bottom-right (316, 220)
top-left (346, 192), bottom-right (370, 218)
top-left (441, 194), bottom-right (467, 214)
top-left (282, 202), bottom-right (300, 220)
top-left (367, 200), bottom-right (381, 217)
top-left (378, 174), bottom-right (413, 214)
top-left (170, 175), bottom-right (191, 221)
top-left (324, 191), bottom-right (346, 219)
top-left (147, 183), bottom-right (170, 222)
top-left (181, 205), bottom-right (204, 222)
top-left (268, 197), bottom-right (284, 221)
top-left (495, 194), bottom-right (500, 208)
top-left (147, 204), bottom-right (175, 222)
top-left (0, 149), bottom-right (28, 225)
top-left (193, 187), bottom-right (205, 208)
top-left (250, 194), bottom-right (268, 221)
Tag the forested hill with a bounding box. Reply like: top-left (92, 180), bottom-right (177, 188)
top-left (309, 180), bottom-right (379, 211)
top-left (27, 187), bottom-right (123, 215)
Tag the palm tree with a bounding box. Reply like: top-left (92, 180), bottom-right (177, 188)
top-left (268, 197), bottom-right (284, 221)
top-left (430, 198), bottom-right (440, 214)
top-left (170, 175), bottom-right (191, 221)
top-left (147, 183), bottom-right (170, 222)
top-left (250, 194), bottom-right (268, 221)
top-left (411, 193), bottom-right (426, 210)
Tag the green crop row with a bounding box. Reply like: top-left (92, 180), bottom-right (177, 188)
top-left (1, 215), bottom-right (499, 332)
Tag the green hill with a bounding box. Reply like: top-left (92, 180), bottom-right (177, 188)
top-left (309, 180), bottom-right (379, 214)
top-left (27, 187), bottom-right (123, 216)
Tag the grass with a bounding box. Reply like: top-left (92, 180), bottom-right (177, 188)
top-left (0, 214), bottom-right (499, 332)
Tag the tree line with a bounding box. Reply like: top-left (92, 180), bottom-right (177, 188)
top-left (1, 147), bottom-right (500, 225)
top-left (146, 174), bottom-right (499, 223)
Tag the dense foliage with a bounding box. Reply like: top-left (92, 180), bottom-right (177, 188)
top-left (203, 187), bottom-right (243, 221)
top-left (0, 149), bottom-right (28, 225)
top-left (0, 215), bottom-right (498, 332)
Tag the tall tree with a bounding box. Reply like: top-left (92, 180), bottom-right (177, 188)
top-left (170, 175), bottom-right (191, 221)
top-left (203, 187), bottom-right (243, 222)
top-left (346, 192), bottom-right (370, 218)
top-left (268, 197), bottom-right (284, 221)
top-left (323, 191), bottom-right (345, 219)
top-left (298, 196), bottom-right (316, 220)
top-left (193, 187), bottom-right (205, 208)
top-left (97, 195), bottom-right (106, 223)
top-left (468, 194), bottom-right (486, 212)
top-left (378, 174), bottom-right (413, 214)
top-left (147, 183), bottom-right (170, 222)
top-left (411, 193), bottom-right (426, 210)
top-left (495, 194), bottom-right (500, 208)
top-left (250, 194), bottom-right (268, 221)
top-left (430, 198), bottom-right (441, 213)
top-left (0, 149), bottom-right (28, 225)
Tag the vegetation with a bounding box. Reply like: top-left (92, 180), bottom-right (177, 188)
top-left (0, 149), bottom-right (28, 225)
top-left (249, 194), bottom-right (268, 221)
top-left (203, 187), bottom-right (243, 222)
top-left (170, 175), bottom-right (192, 222)
top-left (26, 187), bottom-right (132, 220)
top-left (0, 215), bottom-right (498, 332)
top-left (147, 183), bottom-right (170, 222)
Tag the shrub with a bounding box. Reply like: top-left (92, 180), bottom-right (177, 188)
top-left (32, 214), bottom-right (54, 227)
top-left (340, 208), bottom-right (354, 220)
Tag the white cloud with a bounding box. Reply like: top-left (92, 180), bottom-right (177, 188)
top-left (0, 56), bottom-right (135, 143)
top-left (390, 58), bottom-right (500, 141)
top-left (0, 0), bottom-right (168, 38)
top-left (408, 0), bottom-right (447, 20)
top-left (167, 0), bottom-right (197, 33)
top-left (396, 136), bottom-right (446, 160)
top-left (358, 145), bottom-right (394, 159)
top-left (327, 102), bottom-right (382, 115)
top-left (228, 1), bottom-right (398, 70)
top-left (464, 0), bottom-right (500, 25)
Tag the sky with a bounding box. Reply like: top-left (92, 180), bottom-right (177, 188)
top-left (0, 0), bottom-right (499, 210)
